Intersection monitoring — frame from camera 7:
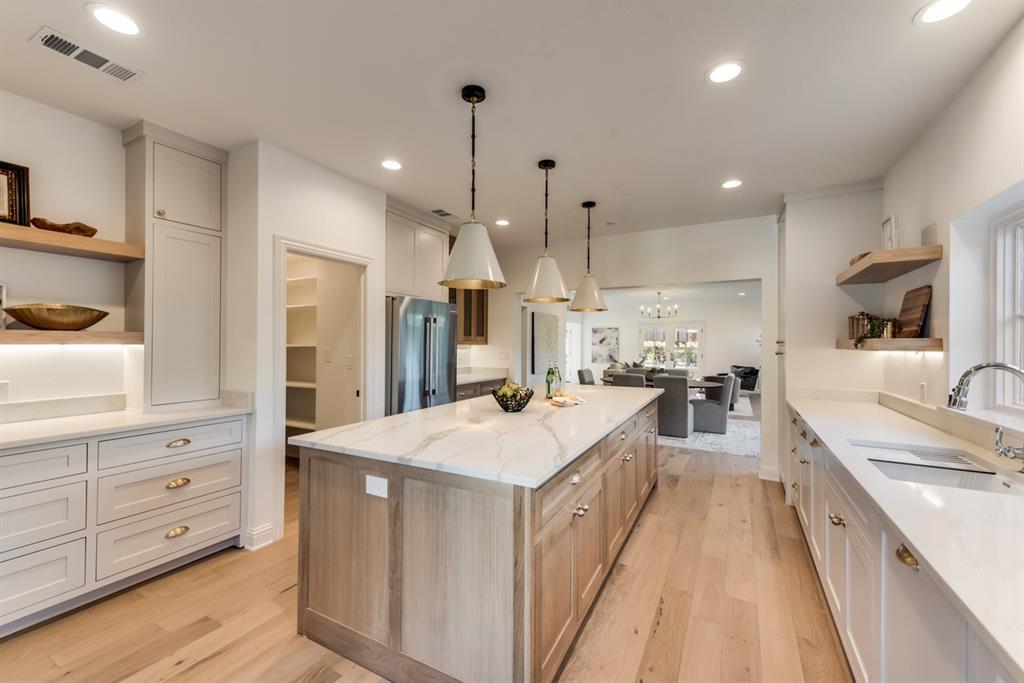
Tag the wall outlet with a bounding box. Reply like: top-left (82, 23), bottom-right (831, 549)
top-left (345, 353), bottom-right (353, 370)
top-left (324, 347), bottom-right (333, 363)
top-left (365, 474), bottom-right (388, 498)
top-left (0, 380), bottom-right (9, 403)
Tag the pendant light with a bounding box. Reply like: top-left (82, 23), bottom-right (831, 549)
top-left (439, 85), bottom-right (507, 289)
top-left (524, 159), bottom-right (570, 303)
top-left (570, 200), bottom-right (608, 312)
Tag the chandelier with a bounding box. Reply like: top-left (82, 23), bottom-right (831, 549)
top-left (640, 291), bottom-right (678, 319)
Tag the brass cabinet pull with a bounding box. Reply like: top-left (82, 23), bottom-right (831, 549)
top-left (573, 504), bottom-right (587, 517)
top-left (646, 409), bottom-right (654, 417)
top-left (791, 447), bottom-right (797, 455)
top-left (895, 543), bottom-right (919, 570)
top-left (165, 477), bottom-right (192, 489)
top-left (619, 431), bottom-right (627, 441)
top-left (791, 482), bottom-right (798, 491)
top-left (799, 458), bottom-right (809, 465)
top-left (800, 430), bottom-right (808, 440)
top-left (648, 427), bottom-right (656, 434)
top-left (156, 208), bottom-right (167, 217)
top-left (791, 418), bottom-right (798, 425)
top-left (622, 452), bottom-right (633, 462)
top-left (166, 437), bottom-right (191, 449)
top-left (810, 438), bottom-right (821, 448)
top-left (165, 525), bottom-right (189, 539)
top-left (828, 512), bottom-right (846, 527)
top-left (569, 471), bottom-right (582, 486)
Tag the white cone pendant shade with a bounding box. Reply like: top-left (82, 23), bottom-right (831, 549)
top-left (570, 273), bottom-right (607, 311)
top-left (440, 221), bottom-right (506, 288)
top-left (526, 254), bottom-right (570, 303)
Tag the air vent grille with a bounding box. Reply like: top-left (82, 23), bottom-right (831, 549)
top-left (30, 26), bottom-right (144, 84)
top-left (431, 209), bottom-right (453, 218)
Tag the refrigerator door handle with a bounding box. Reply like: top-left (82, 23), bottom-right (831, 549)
top-left (423, 315), bottom-right (432, 397)
top-left (432, 316), bottom-right (439, 396)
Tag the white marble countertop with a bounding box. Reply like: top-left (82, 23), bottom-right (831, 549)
top-left (291, 385), bottom-right (662, 488)
top-left (788, 397), bottom-right (1024, 679)
top-left (0, 406), bottom-right (251, 451)
top-left (456, 368), bottom-right (509, 386)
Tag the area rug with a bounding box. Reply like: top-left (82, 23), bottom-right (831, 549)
top-left (658, 418), bottom-right (761, 458)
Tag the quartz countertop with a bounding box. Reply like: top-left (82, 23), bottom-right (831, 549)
top-left (0, 406), bottom-right (251, 451)
top-left (456, 368), bottom-right (509, 385)
top-left (788, 397), bottom-right (1024, 679)
top-left (290, 385), bottom-right (662, 488)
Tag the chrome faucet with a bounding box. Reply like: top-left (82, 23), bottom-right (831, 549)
top-left (994, 427), bottom-right (1024, 473)
top-left (947, 362), bottom-right (1024, 411)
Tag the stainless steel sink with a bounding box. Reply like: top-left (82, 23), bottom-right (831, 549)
top-left (848, 439), bottom-right (1024, 496)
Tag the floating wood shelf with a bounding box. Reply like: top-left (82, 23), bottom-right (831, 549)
top-left (0, 225), bottom-right (145, 262)
top-left (0, 329), bottom-right (144, 345)
top-left (286, 381), bottom-right (316, 389)
top-left (835, 245), bottom-right (942, 285)
top-left (836, 338), bottom-right (943, 351)
top-left (285, 418), bottom-right (316, 430)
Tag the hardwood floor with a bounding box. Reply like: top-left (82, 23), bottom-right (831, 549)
top-left (0, 449), bottom-right (851, 683)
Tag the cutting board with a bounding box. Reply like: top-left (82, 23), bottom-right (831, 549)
top-left (895, 285), bottom-right (932, 338)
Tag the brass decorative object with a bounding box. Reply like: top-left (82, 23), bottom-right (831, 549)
top-left (3, 303), bottom-right (108, 331)
top-left (30, 217), bottom-right (99, 237)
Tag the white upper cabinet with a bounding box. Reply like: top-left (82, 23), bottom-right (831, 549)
top-left (386, 212), bottom-right (448, 303)
top-left (151, 224), bottom-right (221, 405)
top-left (153, 143), bottom-right (222, 232)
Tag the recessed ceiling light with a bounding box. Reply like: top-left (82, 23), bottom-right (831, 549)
top-left (87, 4), bottom-right (140, 35)
top-left (914, 0), bottom-right (972, 24)
top-left (495, 219), bottom-right (510, 226)
top-left (381, 159), bottom-right (402, 170)
top-left (706, 60), bottom-right (744, 84)
top-left (722, 179), bottom-right (743, 189)
top-left (738, 292), bottom-right (747, 296)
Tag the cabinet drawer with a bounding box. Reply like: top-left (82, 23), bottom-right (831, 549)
top-left (1, 538), bottom-right (86, 618)
top-left (0, 444), bottom-right (87, 490)
top-left (97, 420), bottom-right (242, 470)
top-left (534, 443), bottom-right (603, 532)
top-left (97, 449), bottom-right (242, 524)
top-left (605, 413), bottom-right (640, 459)
top-left (478, 379), bottom-right (505, 393)
top-left (0, 482), bottom-right (87, 553)
top-left (96, 493), bottom-right (240, 580)
top-left (455, 384), bottom-right (480, 401)
top-left (638, 402), bottom-right (658, 432)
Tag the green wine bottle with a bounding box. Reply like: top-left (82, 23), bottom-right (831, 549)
top-left (545, 364), bottom-right (555, 399)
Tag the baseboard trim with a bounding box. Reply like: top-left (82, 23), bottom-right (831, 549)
top-left (758, 466), bottom-right (780, 482)
top-left (244, 522), bottom-right (276, 550)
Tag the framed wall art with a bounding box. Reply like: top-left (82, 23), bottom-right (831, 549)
top-left (0, 161), bottom-right (30, 226)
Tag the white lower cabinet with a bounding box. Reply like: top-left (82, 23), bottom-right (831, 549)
top-left (0, 539), bottom-right (86, 617)
top-left (968, 629), bottom-right (1017, 683)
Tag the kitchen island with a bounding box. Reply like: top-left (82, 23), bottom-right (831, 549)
top-left (289, 385), bottom-right (662, 683)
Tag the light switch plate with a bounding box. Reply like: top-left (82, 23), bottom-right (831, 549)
top-left (365, 474), bottom-right (388, 498)
top-left (0, 380), bottom-right (9, 403)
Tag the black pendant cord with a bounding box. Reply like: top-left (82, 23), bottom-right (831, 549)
top-left (544, 170), bottom-right (550, 252)
top-left (470, 102), bottom-right (477, 221)
top-left (585, 205), bottom-right (592, 274)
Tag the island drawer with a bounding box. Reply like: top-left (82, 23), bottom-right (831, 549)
top-left (533, 442), bottom-right (603, 531)
top-left (96, 493), bottom-right (240, 580)
top-left (0, 482), bottom-right (87, 553)
top-left (0, 538), bottom-right (86, 618)
top-left (606, 412), bottom-right (641, 458)
top-left (97, 419), bottom-right (243, 470)
top-left (97, 449), bottom-right (242, 524)
top-left (0, 444), bottom-right (87, 490)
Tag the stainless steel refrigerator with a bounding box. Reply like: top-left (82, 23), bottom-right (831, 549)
top-left (385, 296), bottom-right (458, 415)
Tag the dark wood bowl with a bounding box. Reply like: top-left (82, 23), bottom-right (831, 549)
top-left (3, 304), bottom-right (109, 331)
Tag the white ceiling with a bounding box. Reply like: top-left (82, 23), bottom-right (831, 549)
top-left (1, 2), bottom-right (1020, 247)
top-left (601, 280), bottom-right (762, 306)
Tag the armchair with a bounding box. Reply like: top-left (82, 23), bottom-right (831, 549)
top-left (691, 375), bottom-right (734, 434)
top-left (652, 375), bottom-right (693, 437)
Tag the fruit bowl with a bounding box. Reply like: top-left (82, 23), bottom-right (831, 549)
top-left (3, 304), bottom-right (109, 331)
top-left (492, 387), bottom-right (534, 413)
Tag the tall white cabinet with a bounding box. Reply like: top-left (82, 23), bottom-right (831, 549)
top-left (385, 208), bottom-right (449, 303)
top-left (123, 122), bottom-right (227, 409)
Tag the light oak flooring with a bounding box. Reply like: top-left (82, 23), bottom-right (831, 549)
top-left (0, 449), bottom-right (851, 683)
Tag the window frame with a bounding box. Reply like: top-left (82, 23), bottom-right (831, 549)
top-left (994, 208), bottom-right (1024, 411)
top-left (637, 321), bottom-right (704, 373)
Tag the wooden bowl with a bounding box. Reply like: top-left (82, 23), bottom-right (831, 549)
top-left (3, 304), bottom-right (109, 331)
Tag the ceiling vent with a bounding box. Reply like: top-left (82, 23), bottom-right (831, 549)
top-left (31, 26), bottom-right (145, 83)
top-left (431, 209), bottom-right (454, 218)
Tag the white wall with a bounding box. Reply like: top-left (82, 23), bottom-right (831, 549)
top-left (483, 215), bottom-right (781, 478)
top-left (882, 19), bottom-right (1024, 407)
top-left (0, 90), bottom-right (130, 402)
top-left (580, 287), bottom-right (762, 379)
top-left (226, 140), bottom-right (386, 546)
top-left (783, 183), bottom-right (887, 393)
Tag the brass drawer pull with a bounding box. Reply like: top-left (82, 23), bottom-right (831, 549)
top-left (619, 431), bottom-right (627, 441)
top-left (828, 512), bottom-right (846, 527)
top-left (810, 438), bottom-right (821, 448)
top-left (569, 471), bottom-right (582, 486)
top-left (791, 417), bottom-right (798, 425)
top-left (648, 427), bottom-right (656, 434)
top-left (166, 438), bottom-right (192, 449)
top-left (791, 482), bottom-right (798, 491)
top-left (165, 477), bottom-right (192, 489)
top-left (791, 447), bottom-right (797, 455)
top-left (573, 505), bottom-right (587, 517)
top-left (156, 208), bottom-right (166, 217)
top-left (799, 458), bottom-right (809, 465)
top-left (622, 452), bottom-right (633, 462)
top-left (645, 409), bottom-right (654, 417)
top-left (165, 525), bottom-right (190, 539)
top-left (895, 543), bottom-right (919, 570)
top-left (800, 430), bottom-right (808, 440)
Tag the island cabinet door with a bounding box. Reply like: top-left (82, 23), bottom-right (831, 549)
top-left (621, 441), bottom-right (640, 525)
top-left (534, 506), bottom-right (578, 683)
top-left (602, 456), bottom-right (626, 564)
top-left (639, 423), bottom-right (658, 500)
top-left (573, 482), bottom-right (605, 618)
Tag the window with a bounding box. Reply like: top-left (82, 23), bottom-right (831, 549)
top-left (638, 324), bottom-right (703, 372)
top-left (672, 326), bottom-right (703, 370)
top-left (639, 326), bottom-right (668, 367)
top-left (996, 217), bottom-right (1024, 409)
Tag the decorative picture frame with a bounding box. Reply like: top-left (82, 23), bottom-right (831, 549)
top-left (0, 161), bottom-right (30, 226)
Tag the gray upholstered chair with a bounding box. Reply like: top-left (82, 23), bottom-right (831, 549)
top-left (625, 367), bottom-right (647, 375)
top-left (691, 375), bottom-right (734, 434)
top-left (652, 375), bottom-right (693, 437)
top-left (613, 373), bottom-right (646, 387)
top-left (666, 368), bottom-right (690, 378)
top-left (578, 368), bottom-right (595, 385)
top-left (704, 373), bottom-right (740, 410)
